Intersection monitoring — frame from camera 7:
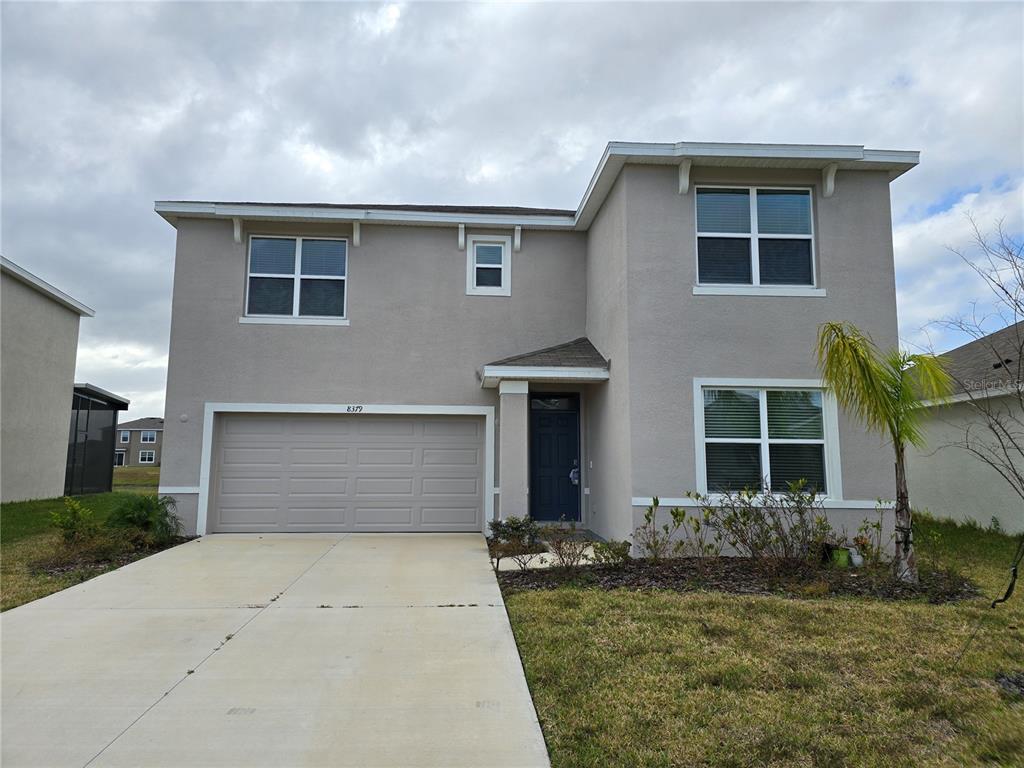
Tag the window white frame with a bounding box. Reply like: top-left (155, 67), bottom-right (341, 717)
top-left (465, 234), bottom-right (512, 296)
top-left (114, 450), bottom-right (126, 467)
top-left (692, 378), bottom-right (843, 500)
top-left (119, 430), bottom-right (130, 443)
top-left (141, 430), bottom-right (157, 443)
top-left (139, 450), bottom-right (156, 464)
top-left (245, 235), bottom-right (348, 321)
top-left (694, 185), bottom-right (816, 288)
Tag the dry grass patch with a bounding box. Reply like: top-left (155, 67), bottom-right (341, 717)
top-left (505, 518), bottom-right (1024, 767)
top-left (112, 465), bottom-right (160, 492)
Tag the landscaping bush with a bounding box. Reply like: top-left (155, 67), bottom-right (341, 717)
top-left (687, 481), bottom-right (835, 565)
top-left (539, 520), bottom-right (590, 569)
top-left (488, 515), bottom-right (544, 571)
top-left (632, 497), bottom-right (687, 560)
top-left (50, 497), bottom-right (100, 544)
top-left (106, 494), bottom-right (182, 547)
top-left (592, 539), bottom-right (632, 566)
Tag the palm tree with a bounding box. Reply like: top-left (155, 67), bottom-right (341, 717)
top-left (816, 322), bottom-right (951, 582)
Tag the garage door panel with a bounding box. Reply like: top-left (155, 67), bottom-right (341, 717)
top-left (421, 507), bottom-right (479, 525)
top-left (357, 419), bottom-right (416, 437)
top-left (220, 477), bottom-right (280, 496)
top-left (421, 477), bottom-right (479, 496)
top-left (286, 506), bottom-right (347, 526)
top-left (287, 477), bottom-right (348, 495)
top-left (211, 413), bottom-right (483, 532)
top-left (354, 506), bottom-right (414, 526)
top-left (289, 447), bottom-right (350, 467)
top-left (357, 448), bottom-right (415, 466)
top-left (422, 448), bottom-right (480, 466)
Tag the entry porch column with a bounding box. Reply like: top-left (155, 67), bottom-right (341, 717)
top-left (498, 380), bottom-right (529, 519)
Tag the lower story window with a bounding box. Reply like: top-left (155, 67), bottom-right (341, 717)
top-left (702, 386), bottom-right (827, 493)
top-left (139, 450), bottom-right (156, 464)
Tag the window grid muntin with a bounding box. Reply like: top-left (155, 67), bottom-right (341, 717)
top-left (703, 386), bottom-right (826, 493)
top-left (696, 186), bottom-right (815, 288)
top-left (247, 235), bottom-right (348, 319)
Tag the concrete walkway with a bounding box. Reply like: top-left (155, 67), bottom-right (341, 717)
top-left (1, 534), bottom-right (550, 768)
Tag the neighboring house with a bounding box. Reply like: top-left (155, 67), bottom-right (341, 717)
top-left (908, 322), bottom-right (1024, 534)
top-left (66, 383), bottom-right (130, 495)
top-left (155, 140), bottom-right (916, 541)
top-left (1, 257), bottom-right (94, 502)
top-left (114, 417), bottom-right (164, 467)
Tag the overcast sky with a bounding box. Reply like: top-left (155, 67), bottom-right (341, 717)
top-left (2, 1), bottom-right (1022, 420)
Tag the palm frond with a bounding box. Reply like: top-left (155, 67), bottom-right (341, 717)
top-left (816, 322), bottom-right (891, 434)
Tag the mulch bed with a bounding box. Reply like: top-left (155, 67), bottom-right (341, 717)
top-left (497, 557), bottom-right (979, 604)
top-left (29, 536), bottom-right (196, 577)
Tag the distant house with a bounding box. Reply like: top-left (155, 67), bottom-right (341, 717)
top-left (115, 417), bottom-right (164, 467)
top-left (1, 257), bottom-right (97, 502)
top-left (908, 322), bottom-right (1024, 533)
top-left (66, 383), bottom-right (130, 495)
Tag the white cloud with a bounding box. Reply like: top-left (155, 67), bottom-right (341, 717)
top-left (1, 1), bottom-right (1021, 417)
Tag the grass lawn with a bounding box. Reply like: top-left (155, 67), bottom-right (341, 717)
top-left (505, 518), bottom-right (1024, 767)
top-left (1, 489), bottom-right (165, 611)
top-left (112, 465), bottom-right (160, 492)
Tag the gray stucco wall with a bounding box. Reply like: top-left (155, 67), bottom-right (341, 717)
top-left (584, 175), bottom-right (635, 542)
top-left (619, 164), bottom-right (899, 507)
top-left (161, 218), bottom-right (588, 531)
top-left (908, 396), bottom-right (1024, 533)
top-left (1, 274), bottom-right (81, 502)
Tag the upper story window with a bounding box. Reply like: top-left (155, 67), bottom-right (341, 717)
top-left (247, 237), bottom-right (347, 319)
top-left (466, 234), bottom-right (511, 296)
top-left (696, 187), bottom-right (814, 287)
top-left (119, 430), bottom-right (130, 443)
top-left (701, 386), bottom-right (829, 494)
top-left (141, 430), bottom-right (157, 443)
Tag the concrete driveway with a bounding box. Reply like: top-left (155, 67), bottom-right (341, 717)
top-left (1, 534), bottom-right (550, 768)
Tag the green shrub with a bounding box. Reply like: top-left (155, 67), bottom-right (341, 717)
top-left (539, 520), bottom-right (590, 570)
top-left (687, 481), bottom-right (834, 565)
top-left (106, 495), bottom-right (182, 547)
top-left (592, 539), bottom-right (632, 566)
top-left (632, 497), bottom-right (687, 560)
top-left (51, 497), bottom-right (100, 543)
top-left (488, 515), bottom-right (544, 570)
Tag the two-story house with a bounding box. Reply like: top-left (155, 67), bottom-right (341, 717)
top-left (155, 141), bottom-right (915, 543)
top-left (114, 417), bottom-right (164, 467)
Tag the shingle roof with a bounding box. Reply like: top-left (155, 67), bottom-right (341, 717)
top-left (117, 417), bottom-right (164, 431)
top-left (941, 321), bottom-right (1024, 395)
top-left (487, 337), bottom-right (609, 369)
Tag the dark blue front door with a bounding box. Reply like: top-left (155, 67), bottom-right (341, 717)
top-left (530, 395), bottom-right (581, 522)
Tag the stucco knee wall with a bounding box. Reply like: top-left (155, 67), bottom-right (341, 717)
top-left (168, 494), bottom-right (199, 536)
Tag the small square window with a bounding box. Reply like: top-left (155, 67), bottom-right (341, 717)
top-left (466, 235), bottom-right (511, 296)
top-left (119, 431), bottom-right (130, 443)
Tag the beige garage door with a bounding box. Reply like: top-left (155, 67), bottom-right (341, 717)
top-left (210, 413), bottom-right (484, 533)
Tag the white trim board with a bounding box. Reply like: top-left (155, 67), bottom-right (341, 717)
top-left (160, 486), bottom-right (200, 495)
top-left (482, 365), bottom-right (609, 388)
top-left (196, 402), bottom-right (496, 536)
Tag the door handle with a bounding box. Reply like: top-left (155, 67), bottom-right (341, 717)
top-left (568, 468), bottom-right (580, 486)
